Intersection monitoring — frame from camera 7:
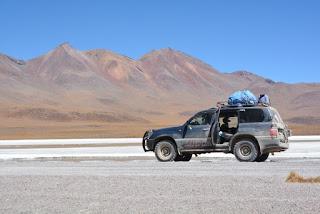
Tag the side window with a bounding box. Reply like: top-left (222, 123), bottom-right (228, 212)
top-left (271, 109), bottom-right (283, 123)
top-left (219, 116), bottom-right (238, 128)
top-left (218, 109), bottom-right (239, 134)
top-left (239, 109), bottom-right (265, 123)
top-left (189, 112), bottom-right (213, 126)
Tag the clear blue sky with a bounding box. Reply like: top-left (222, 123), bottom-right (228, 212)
top-left (0, 0), bottom-right (319, 83)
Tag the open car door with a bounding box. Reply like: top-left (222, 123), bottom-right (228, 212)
top-left (211, 108), bottom-right (221, 145)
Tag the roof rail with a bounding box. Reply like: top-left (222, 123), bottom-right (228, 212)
top-left (216, 102), bottom-right (270, 108)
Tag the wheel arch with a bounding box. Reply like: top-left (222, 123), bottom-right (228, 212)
top-left (230, 134), bottom-right (260, 155)
top-left (153, 136), bottom-right (177, 150)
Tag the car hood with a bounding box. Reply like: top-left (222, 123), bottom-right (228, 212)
top-left (152, 125), bottom-right (183, 135)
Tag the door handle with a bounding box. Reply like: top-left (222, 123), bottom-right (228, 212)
top-left (202, 128), bottom-right (210, 131)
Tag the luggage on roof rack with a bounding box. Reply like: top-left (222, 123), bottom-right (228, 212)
top-left (258, 94), bottom-right (270, 106)
top-left (216, 91), bottom-right (271, 108)
top-left (227, 90), bottom-right (258, 106)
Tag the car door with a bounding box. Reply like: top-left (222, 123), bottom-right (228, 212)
top-left (211, 108), bottom-right (221, 145)
top-left (181, 111), bottom-right (214, 150)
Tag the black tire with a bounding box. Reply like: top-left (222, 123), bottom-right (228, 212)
top-left (154, 141), bottom-right (177, 162)
top-left (175, 154), bottom-right (192, 162)
top-left (256, 153), bottom-right (269, 162)
top-left (233, 139), bottom-right (259, 162)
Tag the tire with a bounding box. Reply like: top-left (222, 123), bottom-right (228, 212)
top-left (154, 141), bottom-right (177, 162)
top-left (233, 139), bottom-right (259, 162)
top-left (256, 153), bottom-right (269, 162)
top-left (175, 154), bottom-right (192, 162)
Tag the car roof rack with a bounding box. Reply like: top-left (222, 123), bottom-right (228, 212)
top-left (216, 101), bottom-right (269, 109)
top-left (216, 101), bottom-right (228, 108)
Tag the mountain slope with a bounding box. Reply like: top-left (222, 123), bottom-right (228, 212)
top-left (0, 44), bottom-right (319, 138)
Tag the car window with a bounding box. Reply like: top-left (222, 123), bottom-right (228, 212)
top-left (219, 116), bottom-right (238, 128)
top-left (189, 112), bottom-right (213, 126)
top-left (239, 109), bottom-right (265, 123)
top-left (271, 109), bottom-right (284, 123)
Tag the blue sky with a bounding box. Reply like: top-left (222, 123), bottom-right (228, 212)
top-left (0, 0), bottom-right (319, 83)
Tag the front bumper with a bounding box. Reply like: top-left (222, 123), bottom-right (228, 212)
top-left (142, 139), bottom-right (150, 152)
top-left (142, 132), bottom-right (155, 152)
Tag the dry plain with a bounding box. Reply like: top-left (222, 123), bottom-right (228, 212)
top-left (0, 157), bottom-right (319, 214)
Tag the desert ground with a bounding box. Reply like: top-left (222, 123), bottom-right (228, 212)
top-left (0, 158), bottom-right (319, 214)
top-left (0, 137), bottom-right (319, 213)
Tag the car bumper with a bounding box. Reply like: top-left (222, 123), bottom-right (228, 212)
top-left (258, 137), bottom-right (289, 154)
top-left (142, 132), bottom-right (155, 152)
top-left (262, 142), bottom-right (289, 153)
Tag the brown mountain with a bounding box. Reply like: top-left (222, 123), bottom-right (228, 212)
top-left (0, 43), bottom-right (319, 139)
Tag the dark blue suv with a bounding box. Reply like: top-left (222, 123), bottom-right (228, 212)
top-left (142, 105), bottom-right (290, 162)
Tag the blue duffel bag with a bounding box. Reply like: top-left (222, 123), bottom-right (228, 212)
top-left (228, 90), bottom-right (258, 106)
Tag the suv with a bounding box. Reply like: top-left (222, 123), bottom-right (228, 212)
top-left (142, 105), bottom-right (290, 162)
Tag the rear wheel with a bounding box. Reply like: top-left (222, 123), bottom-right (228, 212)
top-left (233, 139), bottom-right (259, 162)
top-left (175, 154), bottom-right (192, 162)
top-left (154, 141), bottom-right (177, 162)
top-left (256, 153), bottom-right (269, 162)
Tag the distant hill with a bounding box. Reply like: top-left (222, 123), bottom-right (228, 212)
top-left (0, 43), bottom-right (319, 139)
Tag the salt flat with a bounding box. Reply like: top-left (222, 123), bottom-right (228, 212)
top-left (0, 136), bottom-right (319, 160)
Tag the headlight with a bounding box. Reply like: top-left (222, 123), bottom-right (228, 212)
top-left (146, 130), bottom-right (153, 138)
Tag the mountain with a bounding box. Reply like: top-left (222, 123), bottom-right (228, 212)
top-left (0, 43), bottom-right (319, 139)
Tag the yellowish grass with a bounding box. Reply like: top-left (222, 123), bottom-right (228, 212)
top-left (286, 171), bottom-right (320, 184)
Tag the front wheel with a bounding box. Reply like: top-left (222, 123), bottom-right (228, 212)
top-left (233, 139), bottom-right (259, 162)
top-left (175, 154), bottom-right (192, 162)
top-left (256, 153), bottom-right (269, 162)
top-left (154, 141), bottom-right (177, 162)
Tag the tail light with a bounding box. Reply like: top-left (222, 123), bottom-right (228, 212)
top-left (270, 127), bottom-right (278, 137)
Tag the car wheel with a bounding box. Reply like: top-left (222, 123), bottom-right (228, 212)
top-left (233, 139), bottom-right (259, 162)
top-left (175, 154), bottom-right (192, 162)
top-left (154, 141), bottom-right (177, 162)
top-left (256, 153), bottom-right (269, 162)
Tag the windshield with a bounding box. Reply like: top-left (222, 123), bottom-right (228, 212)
top-left (189, 111), bottom-right (214, 126)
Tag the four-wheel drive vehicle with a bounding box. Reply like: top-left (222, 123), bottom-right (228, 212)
top-left (142, 105), bottom-right (290, 162)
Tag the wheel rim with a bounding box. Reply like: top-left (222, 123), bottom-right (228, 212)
top-left (240, 145), bottom-right (251, 156)
top-left (161, 146), bottom-right (171, 157)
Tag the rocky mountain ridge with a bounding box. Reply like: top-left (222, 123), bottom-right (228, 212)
top-left (0, 43), bottom-right (319, 138)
